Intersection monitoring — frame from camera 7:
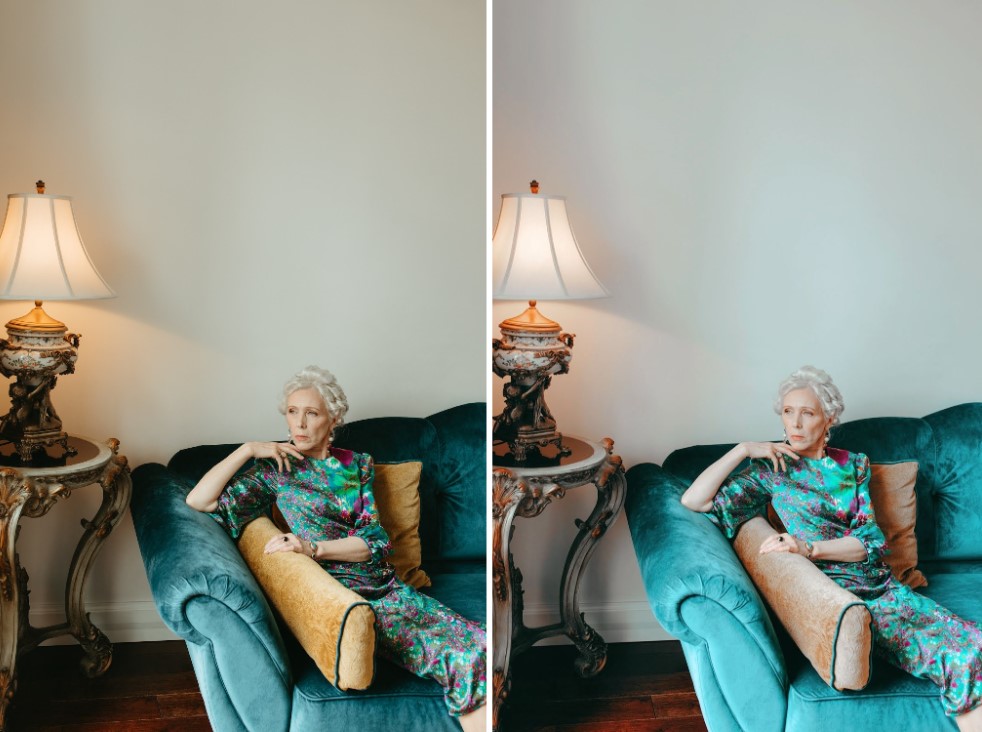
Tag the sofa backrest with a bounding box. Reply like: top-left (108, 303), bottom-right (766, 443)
top-left (922, 403), bottom-right (982, 560)
top-left (661, 402), bottom-right (982, 564)
top-left (335, 403), bottom-right (486, 564)
top-left (167, 402), bottom-right (487, 565)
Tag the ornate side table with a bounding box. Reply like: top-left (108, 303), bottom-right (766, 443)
top-left (0, 435), bottom-right (131, 729)
top-left (491, 436), bottom-right (626, 730)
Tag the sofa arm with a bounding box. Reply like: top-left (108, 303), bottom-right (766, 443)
top-left (625, 464), bottom-right (783, 655)
top-left (130, 463), bottom-right (292, 729)
top-left (625, 463), bottom-right (788, 731)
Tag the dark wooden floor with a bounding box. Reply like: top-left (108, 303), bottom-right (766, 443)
top-left (498, 641), bottom-right (706, 732)
top-left (7, 641), bottom-right (209, 732)
top-left (8, 639), bottom-right (704, 731)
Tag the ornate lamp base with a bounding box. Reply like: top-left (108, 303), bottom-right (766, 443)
top-left (492, 301), bottom-right (575, 462)
top-left (1, 417), bottom-right (76, 464)
top-left (0, 302), bottom-right (81, 463)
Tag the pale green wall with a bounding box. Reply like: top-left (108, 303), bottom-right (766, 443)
top-left (0, 0), bottom-right (486, 639)
top-left (494, 0), bottom-right (982, 641)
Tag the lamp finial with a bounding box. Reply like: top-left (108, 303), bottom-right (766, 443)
top-left (529, 180), bottom-right (539, 194)
top-left (35, 180), bottom-right (45, 194)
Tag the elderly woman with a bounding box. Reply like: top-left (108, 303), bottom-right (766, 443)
top-left (185, 366), bottom-right (486, 732)
top-left (680, 365), bottom-right (982, 730)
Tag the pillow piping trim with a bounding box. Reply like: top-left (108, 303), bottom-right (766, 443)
top-left (829, 600), bottom-right (873, 692)
top-left (334, 600), bottom-right (377, 691)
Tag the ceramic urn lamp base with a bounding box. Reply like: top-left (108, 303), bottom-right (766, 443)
top-left (492, 300), bottom-right (574, 463)
top-left (0, 300), bottom-right (80, 463)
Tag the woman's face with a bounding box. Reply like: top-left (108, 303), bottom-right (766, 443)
top-left (286, 387), bottom-right (335, 458)
top-left (781, 387), bottom-right (833, 457)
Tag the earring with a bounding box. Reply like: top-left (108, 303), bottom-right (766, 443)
top-left (782, 430), bottom-right (789, 444)
top-left (824, 430), bottom-right (831, 445)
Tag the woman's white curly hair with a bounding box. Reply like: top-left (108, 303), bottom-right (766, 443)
top-left (774, 365), bottom-right (845, 425)
top-left (279, 365), bottom-right (349, 433)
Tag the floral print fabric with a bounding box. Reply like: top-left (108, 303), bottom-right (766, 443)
top-left (868, 581), bottom-right (982, 716)
top-left (708, 447), bottom-right (982, 717)
top-left (209, 447), bottom-right (486, 716)
top-left (374, 582), bottom-right (487, 716)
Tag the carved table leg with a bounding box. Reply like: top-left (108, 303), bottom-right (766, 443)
top-left (491, 468), bottom-right (529, 732)
top-left (65, 447), bottom-right (131, 677)
top-left (0, 470), bottom-right (31, 730)
top-left (559, 450), bottom-right (626, 678)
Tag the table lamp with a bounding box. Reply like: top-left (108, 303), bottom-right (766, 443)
top-left (491, 181), bottom-right (608, 462)
top-left (0, 181), bottom-right (115, 462)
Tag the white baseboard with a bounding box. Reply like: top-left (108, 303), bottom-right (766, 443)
top-left (518, 600), bottom-right (674, 645)
top-left (28, 601), bottom-right (179, 645)
top-left (28, 599), bottom-right (674, 648)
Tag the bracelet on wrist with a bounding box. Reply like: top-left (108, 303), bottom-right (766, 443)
top-left (309, 539), bottom-right (317, 559)
top-left (805, 540), bottom-right (814, 559)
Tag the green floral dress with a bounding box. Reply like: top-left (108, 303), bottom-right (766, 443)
top-left (210, 447), bottom-right (486, 716)
top-left (709, 447), bottom-right (982, 716)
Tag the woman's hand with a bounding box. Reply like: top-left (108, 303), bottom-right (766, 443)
top-left (263, 532), bottom-right (308, 555)
top-left (740, 441), bottom-right (800, 473)
top-left (759, 532), bottom-right (808, 556)
top-left (681, 440), bottom-right (794, 513)
top-left (246, 441), bottom-right (305, 473)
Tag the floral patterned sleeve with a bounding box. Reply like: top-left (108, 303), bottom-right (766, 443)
top-left (844, 453), bottom-right (888, 565)
top-left (707, 460), bottom-right (773, 539)
top-left (349, 453), bottom-right (392, 564)
top-left (208, 462), bottom-right (277, 540)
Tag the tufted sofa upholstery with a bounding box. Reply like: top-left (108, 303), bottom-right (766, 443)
top-left (625, 403), bottom-right (982, 731)
top-left (130, 402), bottom-right (486, 732)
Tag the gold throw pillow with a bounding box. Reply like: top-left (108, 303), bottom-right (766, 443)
top-left (372, 461), bottom-right (431, 588)
top-left (869, 461), bottom-right (927, 588)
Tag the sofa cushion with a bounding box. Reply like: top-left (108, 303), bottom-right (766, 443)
top-left (917, 570), bottom-right (982, 625)
top-left (290, 655), bottom-right (459, 732)
top-left (239, 517), bottom-right (376, 691)
top-left (785, 655), bottom-right (947, 730)
top-left (423, 570), bottom-right (486, 623)
top-left (869, 462), bottom-right (927, 588)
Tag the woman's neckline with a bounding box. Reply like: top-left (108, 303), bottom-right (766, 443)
top-left (794, 446), bottom-right (850, 467)
top-left (302, 445), bottom-right (355, 467)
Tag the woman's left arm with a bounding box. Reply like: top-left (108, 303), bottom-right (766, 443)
top-left (759, 533), bottom-right (867, 561)
top-left (263, 533), bottom-right (371, 561)
top-left (347, 454), bottom-right (392, 563)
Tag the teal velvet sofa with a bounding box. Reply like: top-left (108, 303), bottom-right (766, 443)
top-left (626, 402), bottom-right (982, 732)
top-left (130, 403), bottom-right (485, 732)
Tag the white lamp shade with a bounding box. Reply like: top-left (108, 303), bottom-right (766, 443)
top-left (0, 193), bottom-right (115, 300)
top-left (492, 192), bottom-right (608, 301)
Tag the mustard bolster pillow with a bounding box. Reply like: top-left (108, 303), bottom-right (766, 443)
top-left (238, 516), bottom-right (376, 691)
top-left (733, 516), bottom-right (873, 691)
